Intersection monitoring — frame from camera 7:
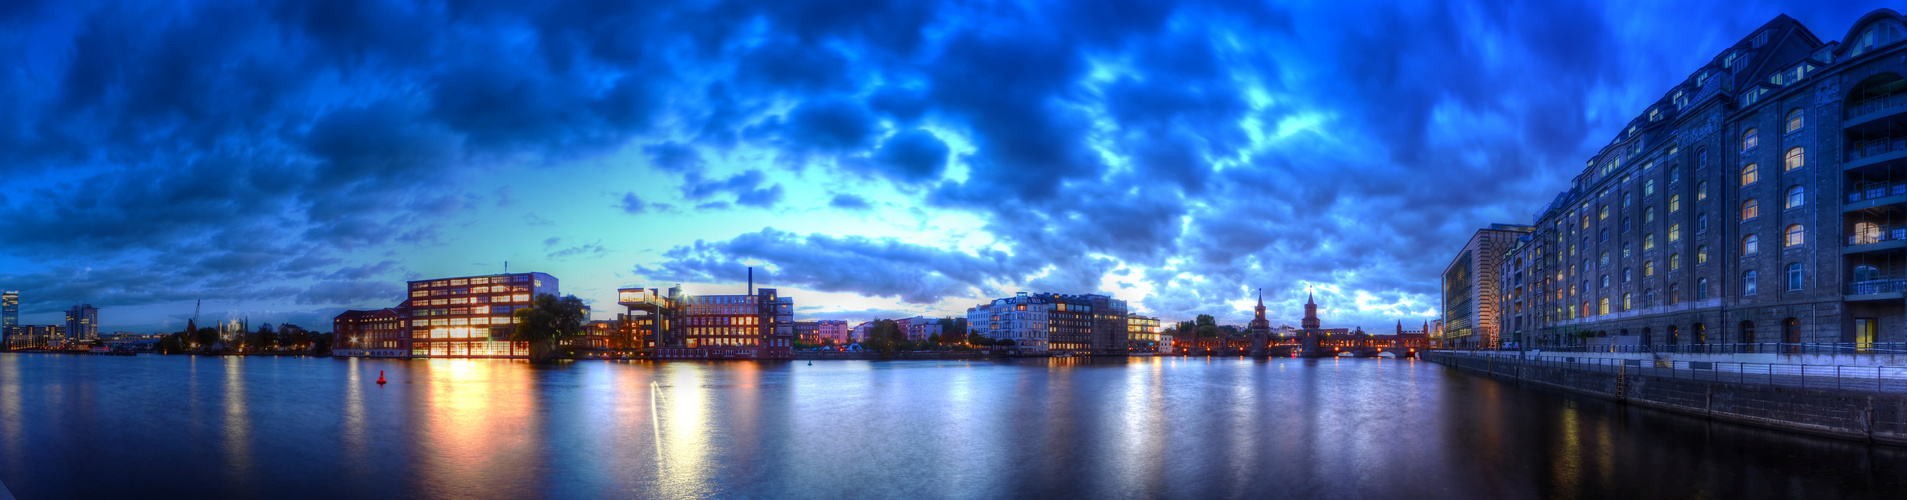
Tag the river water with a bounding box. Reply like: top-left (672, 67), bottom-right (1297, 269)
top-left (0, 354), bottom-right (1901, 499)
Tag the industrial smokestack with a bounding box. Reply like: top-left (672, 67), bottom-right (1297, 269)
top-left (748, 267), bottom-right (754, 295)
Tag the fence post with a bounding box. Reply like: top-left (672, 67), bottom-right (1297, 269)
top-left (1838, 365), bottom-right (1843, 391)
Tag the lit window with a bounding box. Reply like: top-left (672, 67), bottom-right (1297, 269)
top-left (1698, 182), bottom-right (1708, 200)
top-left (1645, 180), bottom-right (1655, 195)
top-left (1600, 205), bottom-right (1609, 220)
top-left (1786, 108), bottom-right (1804, 133)
top-left (1669, 223), bottom-right (1681, 242)
top-left (1645, 234), bottom-right (1656, 250)
top-left (1741, 164), bottom-right (1759, 186)
top-left (1784, 147), bottom-right (1804, 170)
top-left (1698, 246), bottom-right (1709, 263)
top-left (1622, 293), bottom-right (1632, 310)
top-left (1599, 297), bottom-right (1610, 315)
top-left (1645, 260), bottom-right (1656, 276)
top-left (1670, 253), bottom-right (1681, 270)
top-left (1646, 206), bottom-right (1656, 222)
top-left (1785, 224), bottom-right (1804, 247)
top-left (1741, 199), bottom-right (1759, 221)
top-left (1669, 195), bottom-right (1681, 212)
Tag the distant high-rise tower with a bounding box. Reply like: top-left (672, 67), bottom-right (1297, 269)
top-left (65, 304), bottom-right (98, 343)
top-left (2, 291), bottom-right (17, 329)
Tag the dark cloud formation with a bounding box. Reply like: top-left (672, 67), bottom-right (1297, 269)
top-left (0, 0), bottom-right (1883, 330)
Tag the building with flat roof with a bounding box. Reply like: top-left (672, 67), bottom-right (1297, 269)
top-left (333, 308), bottom-right (407, 358)
top-left (1442, 225), bottom-right (1532, 349)
top-left (64, 304), bottom-right (98, 345)
top-left (967, 292), bottom-right (1050, 353)
top-left (331, 272), bottom-right (558, 358)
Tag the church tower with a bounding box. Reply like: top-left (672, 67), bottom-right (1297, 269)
top-left (1302, 293), bottom-right (1320, 330)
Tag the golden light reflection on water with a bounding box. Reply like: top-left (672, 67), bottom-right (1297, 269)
top-left (417, 359), bottom-right (540, 497)
top-left (1555, 402), bottom-right (1583, 495)
top-left (1, 357), bottom-right (21, 470)
top-left (653, 363), bottom-right (716, 499)
top-left (342, 358), bottom-right (366, 461)
top-left (223, 358), bottom-right (253, 488)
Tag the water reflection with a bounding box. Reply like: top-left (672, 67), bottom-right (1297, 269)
top-left (0, 355), bottom-right (1903, 498)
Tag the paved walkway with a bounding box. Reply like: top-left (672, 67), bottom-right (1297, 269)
top-left (1434, 352), bottom-right (1907, 393)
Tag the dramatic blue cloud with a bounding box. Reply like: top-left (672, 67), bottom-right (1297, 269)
top-left (0, 0), bottom-right (1884, 332)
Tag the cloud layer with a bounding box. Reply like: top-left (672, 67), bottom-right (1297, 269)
top-left (0, 0), bottom-right (1882, 330)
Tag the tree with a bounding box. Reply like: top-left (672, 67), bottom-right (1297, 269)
top-left (859, 319), bottom-right (901, 357)
top-left (195, 328), bottom-right (219, 351)
top-left (928, 333), bottom-right (941, 345)
top-left (1195, 314), bottom-right (1221, 338)
top-left (512, 293), bottom-right (589, 362)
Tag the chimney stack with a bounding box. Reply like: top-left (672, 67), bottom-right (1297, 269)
top-left (748, 267), bottom-right (754, 295)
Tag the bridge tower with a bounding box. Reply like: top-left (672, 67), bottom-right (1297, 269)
top-left (1249, 289), bottom-right (1269, 357)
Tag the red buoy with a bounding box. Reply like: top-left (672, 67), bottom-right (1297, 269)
top-left (376, 370), bottom-right (387, 385)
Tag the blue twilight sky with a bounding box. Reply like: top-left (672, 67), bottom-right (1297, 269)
top-left (0, 0), bottom-right (1884, 333)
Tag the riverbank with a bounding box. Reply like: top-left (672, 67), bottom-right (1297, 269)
top-left (1426, 351), bottom-right (1907, 446)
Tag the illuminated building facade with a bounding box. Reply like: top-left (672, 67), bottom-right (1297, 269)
top-left (1442, 225), bottom-right (1532, 349)
top-left (1128, 315), bottom-right (1161, 350)
top-left (332, 308), bottom-right (406, 358)
top-left (658, 287), bottom-right (795, 360)
top-left (815, 320), bottom-right (849, 344)
top-left (1493, 12), bottom-right (1907, 349)
top-left (401, 272), bottom-right (557, 358)
top-left (2, 291), bottom-right (16, 331)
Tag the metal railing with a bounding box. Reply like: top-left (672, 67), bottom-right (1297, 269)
top-left (1848, 137), bottom-right (1907, 163)
top-left (1473, 342), bottom-right (1907, 355)
top-left (1846, 226), bottom-right (1907, 245)
top-left (1849, 278), bottom-right (1907, 295)
top-left (1430, 351), bottom-right (1907, 392)
top-left (1848, 183), bottom-right (1907, 202)
top-left (1849, 92), bottom-right (1907, 120)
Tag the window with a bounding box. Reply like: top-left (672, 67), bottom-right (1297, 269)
top-left (1742, 128), bottom-right (1758, 151)
top-left (1743, 234), bottom-right (1759, 255)
top-left (1623, 217), bottom-right (1632, 233)
top-left (1784, 147), bottom-right (1804, 170)
top-left (1669, 284), bottom-right (1681, 305)
top-left (1785, 185), bottom-right (1803, 209)
top-left (1698, 182), bottom-right (1708, 200)
top-left (1622, 242), bottom-right (1632, 258)
top-left (1741, 199), bottom-right (1759, 220)
top-left (1623, 293), bottom-right (1633, 310)
top-left (1698, 213), bottom-right (1708, 232)
top-left (1670, 165), bottom-right (1681, 183)
top-left (1787, 263), bottom-right (1803, 290)
top-left (1623, 268), bottom-right (1632, 282)
top-left (1669, 223), bottom-right (1681, 242)
top-left (1697, 278), bottom-right (1710, 300)
top-left (1646, 206), bottom-right (1656, 222)
top-left (1600, 228), bottom-right (1609, 242)
top-left (1645, 234), bottom-right (1656, 250)
top-left (1670, 194), bottom-right (1681, 212)
top-left (1856, 264), bottom-right (1881, 282)
top-left (1699, 149), bottom-right (1708, 169)
top-left (1785, 224), bottom-right (1804, 247)
top-left (1741, 164), bottom-right (1759, 186)
top-left (1743, 270), bottom-right (1758, 295)
top-left (1623, 192), bottom-right (1632, 208)
top-left (1787, 108), bottom-right (1804, 133)
top-left (1645, 179), bottom-right (1656, 195)
top-left (1599, 205), bottom-right (1609, 220)
top-left (1670, 253), bottom-right (1681, 270)
top-left (1599, 297), bottom-right (1610, 315)
top-left (1856, 221), bottom-right (1883, 244)
top-left (1601, 275), bottom-right (1609, 288)
top-left (1600, 251), bottom-right (1609, 266)
top-left (1698, 246), bottom-right (1709, 263)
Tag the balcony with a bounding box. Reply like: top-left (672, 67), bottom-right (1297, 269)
top-left (1845, 137), bottom-right (1907, 171)
top-left (1847, 277), bottom-right (1907, 300)
top-left (1846, 93), bottom-right (1907, 130)
top-left (1844, 226), bottom-right (1907, 254)
top-left (1846, 183), bottom-right (1907, 211)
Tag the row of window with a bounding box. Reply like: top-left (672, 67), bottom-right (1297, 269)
top-left (1546, 263), bottom-right (1808, 321)
top-left (410, 276), bottom-right (532, 289)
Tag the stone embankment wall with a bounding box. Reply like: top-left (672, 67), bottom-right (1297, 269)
top-left (1427, 352), bottom-right (1907, 446)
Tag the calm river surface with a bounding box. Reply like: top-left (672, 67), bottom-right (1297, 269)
top-left (1, 354), bottom-right (1903, 499)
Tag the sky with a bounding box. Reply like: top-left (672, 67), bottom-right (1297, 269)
top-left (0, 0), bottom-right (1887, 333)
